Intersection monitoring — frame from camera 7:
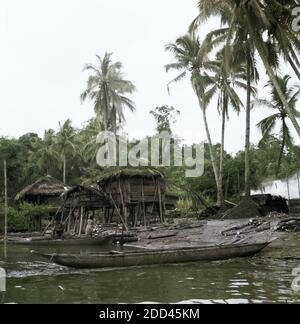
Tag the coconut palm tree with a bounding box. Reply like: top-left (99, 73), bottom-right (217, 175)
top-left (191, 0), bottom-right (300, 140)
top-left (81, 53), bottom-right (136, 133)
top-left (55, 119), bottom-right (76, 184)
top-left (255, 75), bottom-right (300, 174)
top-left (207, 50), bottom-right (251, 204)
top-left (165, 33), bottom-right (226, 206)
top-left (193, 11), bottom-right (260, 198)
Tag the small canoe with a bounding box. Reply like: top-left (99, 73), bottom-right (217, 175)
top-left (32, 242), bottom-right (270, 269)
top-left (9, 235), bottom-right (114, 246)
top-left (9, 233), bottom-right (138, 246)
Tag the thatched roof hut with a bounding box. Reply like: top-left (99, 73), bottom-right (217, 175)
top-left (58, 185), bottom-right (114, 236)
top-left (15, 175), bottom-right (69, 205)
top-left (98, 167), bottom-right (166, 227)
top-left (62, 185), bottom-right (112, 209)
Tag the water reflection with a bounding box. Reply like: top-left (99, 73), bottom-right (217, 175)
top-left (0, 244), bottom-right (300, 304)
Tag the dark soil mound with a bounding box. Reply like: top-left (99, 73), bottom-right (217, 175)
top-left (222, 198), bottom-right (261, 219)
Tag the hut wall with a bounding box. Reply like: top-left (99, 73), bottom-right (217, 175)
top-left (102, 177), bottom-right (165, 205)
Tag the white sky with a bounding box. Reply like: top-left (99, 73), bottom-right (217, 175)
top-left (0, 0), bottom-right (299, 154)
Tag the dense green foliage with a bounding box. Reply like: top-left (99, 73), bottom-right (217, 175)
top-left (0, 203), bottom-right (54, 233)
top-left (1, 119), bottom-right (299, 206)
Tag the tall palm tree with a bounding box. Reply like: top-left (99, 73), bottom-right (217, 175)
top-left (207, 51), bottom-right (249, 204)
top-left (81, 53), bottom-right (136, 133)
top-left (193, 8), bottom-right (260, 198)
top-left (191, 0), bottom-right (300, 140)
top-left (230, 35), bottom-right (259, 198)
top-left (255, 75), bottom-right (300, 174)
top-left (55, 119), bottom-right (76, 184)
top-left (165, 33), bottom-right (225, 206)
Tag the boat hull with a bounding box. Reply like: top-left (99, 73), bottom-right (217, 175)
top-left (35, 242), bottom-right (270, 269)
top-left (10, 235), bottom-right (113, 246)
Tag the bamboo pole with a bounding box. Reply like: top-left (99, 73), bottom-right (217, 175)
top-left (4, 160), bottom-right (8, 242)
top-left (118, 179), bottom-right (127, 227)
top-left (3, 160), bottom-right (8, 259)
top-left (141, 179), bottom-right (146, 226)
top-left (158, 183), bottom-right (163, 224)
top-left (78, 207), bottom-right (84, 237)
top-left (297, 172), bottom-right (300, 199)
top-left (109, 193), bottom-right (128, 231)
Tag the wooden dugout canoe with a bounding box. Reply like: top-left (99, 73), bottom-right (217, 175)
top-left (32, 242), bottom-right (270, 269)
top-left (8, 234), bottom-right (137, 246)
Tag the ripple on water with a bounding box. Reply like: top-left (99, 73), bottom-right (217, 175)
top-left (3, 245), bottom-right (300, 304)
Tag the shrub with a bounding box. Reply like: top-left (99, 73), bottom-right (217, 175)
top-left (0, 203), bottom-right (54, 233)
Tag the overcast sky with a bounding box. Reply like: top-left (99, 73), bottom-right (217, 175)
top-left (0, 0), bottom-right (299, 154)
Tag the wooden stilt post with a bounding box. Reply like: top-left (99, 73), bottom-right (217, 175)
top-left (4, 160), bottom-right (8, 258)
top-left (158, 183), bottom-right (163, 224)
top-left (67, 208), bottom-right (72, 233)
top-left (297, 172), bottom-right (300, 199)
top-left (141, 179), bottom-right (146, 226)
top-left (109, 193), bottom-right (128, 231)
top-left (118, 179), bottom-right (127, 228)
top-left (78, 207), bottom-right (84, 237)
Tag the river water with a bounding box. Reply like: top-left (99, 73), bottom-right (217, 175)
top-left (0, 244), bottom-right (300, 304)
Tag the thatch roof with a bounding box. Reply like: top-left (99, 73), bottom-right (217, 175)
top-left (61, 185), bottom-right (103, 200)
top-left (15, 176), bottom-right (69, 201)
top-left (98, 167), bottom-right (164, 185)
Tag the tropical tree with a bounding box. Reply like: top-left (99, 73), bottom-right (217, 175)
top-left (165, 33), bottom-right (225, 206)
top-left (150, 105), bottom-right (180, 134)
top-left (206, 50), bottom-right (249, 204)
top-left (191, 0), bottom-right (300, 140)
top-left (81, 53), bottom-right (136, 133)
top-left (35, 130), bottom-right (59, 176)
top-left (255, 75), bottom-right (300, 174)
top-left (192, 8), bottom-right (260, 198)
top-left (77, 118), bottom-right (103, 166)
top-left (55, 119), bottom-right (76, 184)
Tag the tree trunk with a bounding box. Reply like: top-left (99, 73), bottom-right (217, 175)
top-left (219, 93), bottom-right (227, 207)
top-left (201, 103), bottom-right (223, 206)
top-left (63, 156), bottom-right (66, 184)
top-left (276, 136), bottom-right (285, 176)
top-left (244, 55), bottom-right (252, 199)
top-left (287, 177), bottom-right (291, 201)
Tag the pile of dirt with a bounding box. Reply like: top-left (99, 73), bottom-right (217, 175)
top-left (222, 198), bottom-right (261, 219)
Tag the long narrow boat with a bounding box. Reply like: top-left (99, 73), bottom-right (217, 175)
top-left (9, 235), bottom-right (114, 246)
top-left (32, 242), bottom-right (270, 269)
top-left (8, 233), bottom-right (137, 246)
